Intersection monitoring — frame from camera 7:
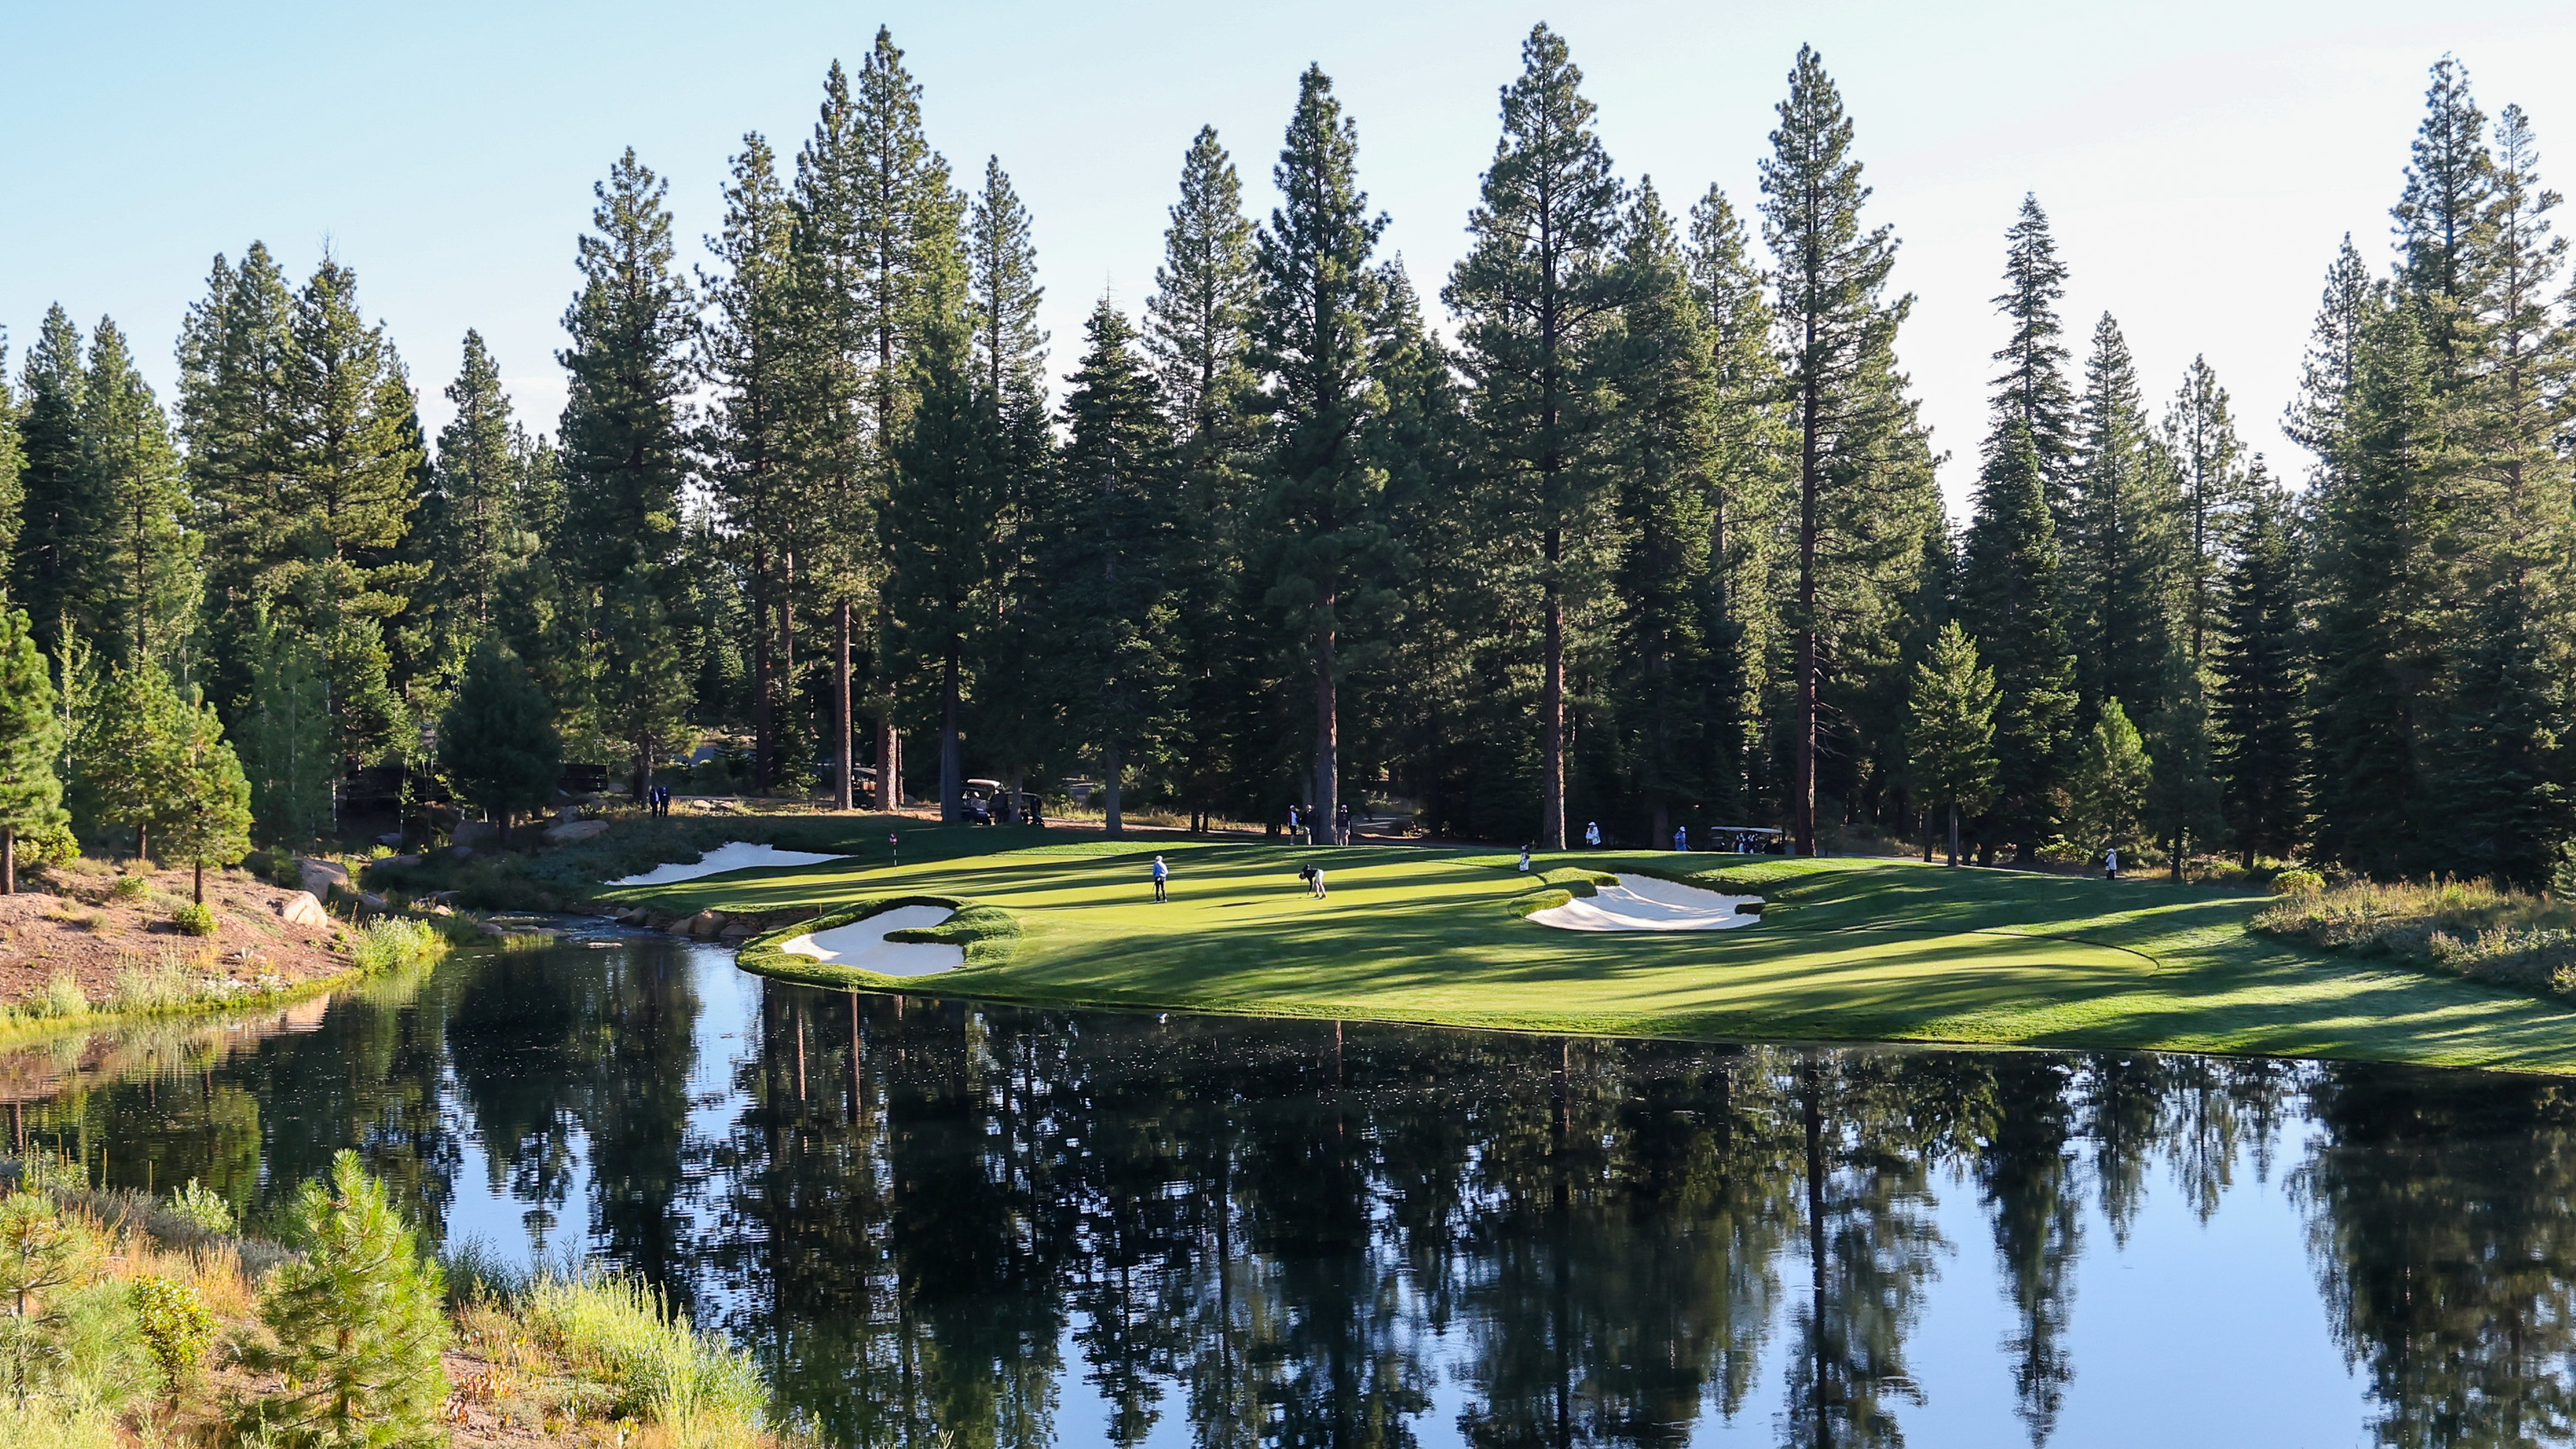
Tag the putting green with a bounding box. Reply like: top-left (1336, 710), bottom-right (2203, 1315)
top-left (600, 839), bottom-right (2576, 1074)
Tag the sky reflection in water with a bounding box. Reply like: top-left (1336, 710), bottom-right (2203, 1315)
top-left (9, 927), bottom-right (2563, 1448)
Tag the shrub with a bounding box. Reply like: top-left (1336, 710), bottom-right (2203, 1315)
top-left (108, 876), bottom-right (149, 902)
top-left (171, 902), bottom-right (216, 937)
top-left (129, 1275), bottom-right (215, 1414)
top-left (107, 955), bottom-right (195, 1014)
top-left (2270, 869), bottom-right (2326, 897)
top-left (519, 1268), bottom-right (766, 1428)
top-left (0, 1191), bottom-right (105, 1319)
top-left (352, 917), bottom-right (452, 973)
top-left (36, 973), bottom-right (85, 1021)
top-left (241, 1151), bottom-right (449, 1446)
top-left (163, 1179), bottom-right (234, 1237)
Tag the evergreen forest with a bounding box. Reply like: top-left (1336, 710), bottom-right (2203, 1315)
top-left (1, 31), bottom-right (2567, 885)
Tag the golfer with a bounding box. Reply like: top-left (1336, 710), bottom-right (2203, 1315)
top-left (1674, 826), bottom-right (1688, 852)
top-left (1518, 844), bottom-right (1532, 872)
top-left (1309, 863), bottom-right (1328, 899)
top-left (2105, 846), bottom-right (2119, 880)
top-left (1585, 821), bottom-right (1601, 847)
top-left (1151, 854), bottom-right (1170, 902)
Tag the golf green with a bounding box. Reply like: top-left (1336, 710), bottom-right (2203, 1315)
top-left (600, 839), bottom-right (2576, 1074)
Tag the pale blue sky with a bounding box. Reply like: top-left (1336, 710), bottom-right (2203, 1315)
top-left (6, 1), bottom-right (2574, 505)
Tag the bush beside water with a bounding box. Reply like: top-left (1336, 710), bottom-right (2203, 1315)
top-left (0, 1150), bottom-right (785, 1446)
top-left (2254, 876), bottom-right (2576, 995)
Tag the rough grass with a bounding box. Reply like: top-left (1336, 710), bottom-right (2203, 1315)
top-left (351, 916), bottom-right (453, 973)
top-left (516, 1270), bottom-right (769, 1431)
top-left (640, 831), bottom-right (2576, 1074)
top-left (2255, 876), bottom-right (2576, 995)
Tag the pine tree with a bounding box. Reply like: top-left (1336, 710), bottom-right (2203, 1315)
top-left (2433, 576), bottom-right (2570, 890)
top-left (248, 1152), bottom-right (449, 1445)
top-left (1759, 45), bottom-right (1928, 854)
top-left (1990, 194), bottom-right (2080, 517)
top-left (2392, 57), bottom-right (2496, 383)
top-left (1603, 180), bottom-right (1716, 844)
top-left (1907, 621), bottom-right (1998, 866)
top-left (2284, 236), bottom-right (2374, 474)
top-left (0, 608), bottom-right (64, 894)
top-left (422, 330), bottom-right (523, 663)
top-left (76, 318), bottom-right (195, 669)
top-left (1145, 127), bottom-right (1262, 832)
top-left (700, 132), bottom-right (805, 793)
top-left (1252, 64), bottom-right (1396, 848)
top-left (2463, 101), bottom-right (2574, 579)
top-left (1685, 185), bottom-right (1785, 821)
top-left (157, 693), bottom-right (252, 905)
top-left (66, 662), bottom-right (183, 862)
top-left (559, 149), bottom-right (694, 589)
top-left (793, 32), bottom-right (966, 810)
top-left (1960, 425), bottom-right (2076, 861)
top-left (952, 155), bottom-right (1049, 820)
top-left (15, 306), bottom-right (94, 658)
top-left (2211, 479), bottom-right (2304, 865)
top-left (439, 640), bottom-right (561, 845)
top-left (177, 246), bottom-right (297, 716)
top-left (240, 606), bottom-right (335, 851)
top-left (1045, 301), bottom-right (1174, 837)
top-left (2142, 675), bottom-right (2223, 881)
top-left (2068, 698), bottom-right (2152, 855)
top-left (884, 296), bottom-right (1003, 824)
top-left (1445, 22), bottom-right (1625, 851)
top-left (0, 337), bottom-right (23, 570)
top-left (558, 149), bottom-right (698, 794)
top-left (2309, 302), bottom-right (2444, 877)
top-left (2065, 313), bottom-right (2183, 728)
top-left (2162, 357), bottom-right (2243, 667)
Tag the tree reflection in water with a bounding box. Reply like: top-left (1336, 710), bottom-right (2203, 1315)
top-left (9, 933), bottom-right (2576, 1447)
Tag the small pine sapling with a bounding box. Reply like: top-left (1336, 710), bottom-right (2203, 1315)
top-left (131, 1274), bottom-right (216, 1415)
top-left (245, 1150), bottom-right (450, 1446)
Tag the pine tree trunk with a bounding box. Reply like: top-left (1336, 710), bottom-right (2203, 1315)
top-left (3, 828), bottom-right (15, 895)
top-left (1794, 345), bottom-right (1822, 858)
top-left (136, 825), bottom-right (147, 868)
top-left (752, 539), bottom-right (774, 792)
top-left (940, 641), bottom-right (962, 824)
top-left (781, 552), bottom-right (796, 790)
top-left (193, 858), bottom-right (204, 905)
top-left (1542, 542), bottom-right (1566, 852)
top-left (833, 602), bottom-right (854, 810)
top-left (1315, 597), bottom-right (1340, 847)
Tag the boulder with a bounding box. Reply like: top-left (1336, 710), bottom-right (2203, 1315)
top-left (617, 906), bottom-right (650, 925)
top-left (375, 833), bottom-right (404, 849)
top-left (685, 910), bottom-right (723, 938)
top-left (718, 921), bottom-right (756, 940)
top-left (544, 819), bottom-right (611, 845)
top-left (382, 854), bottom-right (423, 870)
top-left (453, 822), bottom-right (501, 849)
top-left (276, 891), bottom-right (328, 928)
top-left (295, 858), bottom-right (349, 900)
top-left (446, 846), bottom-right (476, 861)
top-left (355, 892), bottom-right (391, 913)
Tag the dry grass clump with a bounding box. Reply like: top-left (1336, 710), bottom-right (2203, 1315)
top-left (2254, 876), bottom-right (2576, 994)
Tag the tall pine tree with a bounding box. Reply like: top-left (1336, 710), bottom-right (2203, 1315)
top-left (1252, 64), bottom-right (1396, 847)
top-left (1990, 194), bottom-right (2080, 519)
top-left (1445, 22), bottom-right (1624, 851)
top-left (1759, 45), bottom-right (1929, 853)
top-left (2211, 479), bottom-right (2304, 866)
top-left (1960, 425), bottom-right (2076, 862)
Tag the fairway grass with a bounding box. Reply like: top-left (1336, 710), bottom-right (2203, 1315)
top-left (600, 837), bottom-right (2576, 1074)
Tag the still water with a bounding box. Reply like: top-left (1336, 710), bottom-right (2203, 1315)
top-left (4, 925), bottom-right (2568, 1447)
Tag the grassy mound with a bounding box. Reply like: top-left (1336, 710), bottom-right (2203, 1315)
top-left (649, 840), bottom-right (2576, 1074)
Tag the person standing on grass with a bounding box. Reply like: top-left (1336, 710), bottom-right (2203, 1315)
top-left (2105, 846), bottom-right (2119, 880)
top-left (1674, 826), bottom-right (1687, 852)
top-left (1151, 854), bottom-right (1170, 902)
top-left (1288, 804), bottom-right (1300, 837)
top-left (1518, 843), bottom-right (1532, 872)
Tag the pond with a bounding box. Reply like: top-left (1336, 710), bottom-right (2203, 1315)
top-left (7, 925), bottom-right (2569, 1447)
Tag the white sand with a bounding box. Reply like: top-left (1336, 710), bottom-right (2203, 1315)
top-left (607, 840), bottom-right (849, 888)
top-left (776, 906), bottom-right (963, 977)
top-left (1528, 874), bottom-right (1764, 932)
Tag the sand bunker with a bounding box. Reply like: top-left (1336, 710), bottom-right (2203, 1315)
top-left (607, 841), bottom-right (849, 888)
top-left (776, 906), bottom-right (963, 978)
top-left (1528, 874), bottom-right (1765, 932)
